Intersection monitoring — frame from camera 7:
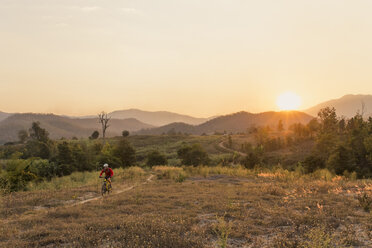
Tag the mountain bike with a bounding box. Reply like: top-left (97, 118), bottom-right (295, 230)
top-left (101, 178), bottom-right (112, 196)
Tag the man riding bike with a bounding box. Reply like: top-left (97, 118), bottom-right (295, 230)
top-left (99, 163), bottom-right (114, 188)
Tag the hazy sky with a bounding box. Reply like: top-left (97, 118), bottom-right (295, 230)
top-left (1, 0), bottom-right (372, 117)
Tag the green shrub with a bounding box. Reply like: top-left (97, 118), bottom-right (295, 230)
top-left (174, 172), bottom-right (187, 183)
top-left (98, 143), bottom-right (121, 168)
top-left (4, 159), bottom-right (37, 192)
top-left (146, 150), bottom-right (168, 167)
top-left (27, 159), bottom-right (57, 180)
top-left (113, 139), bottom-right (136, 167)
top-left (177, 144), bottom-right (209, 166)
top-left (303, 155), bottom-right (325, 173)
top-left (27, 170), bottom-right (99, 191)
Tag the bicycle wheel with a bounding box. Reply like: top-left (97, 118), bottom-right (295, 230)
top-left (108, 182), bottom-right (112, 193)
top-left (101, 181), bottom-right (107, 196)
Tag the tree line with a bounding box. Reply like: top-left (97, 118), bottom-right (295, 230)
top-left (2, 106), bottom-right (372, 192)
top-left (0, 121), bottom-right (211, 192)
top-left (239, 107), bottom-right (372, 178)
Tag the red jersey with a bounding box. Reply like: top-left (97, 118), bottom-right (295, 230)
top-left (100, 168), bottom-right (114, 178)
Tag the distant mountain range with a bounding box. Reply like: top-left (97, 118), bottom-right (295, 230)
top-left (0, 114), bottom-right (153, 144)
top-left (79, 109), bottom-right (213, 126)
top-left (1, 94), bottom-right (372, 143)
top-left (0, 111), bottom-right (12, 122)
top-left (136, 111), bottom-right (314, 135)
top-left (305, 94), bottom-right (372, 118)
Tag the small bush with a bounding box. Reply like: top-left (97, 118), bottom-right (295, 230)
top-left (213, 215), bottom-right (231, 248)
top-left (311, 169), bottom-right (334, 181)
top-left (146, 150), bottom-right (167, 167)
top-left (175, 172), bottom-right (187, 183)
top-left (177, 144), bottom-right (210, 166)
top-left (301, 226), bottom-right (333, 248)
top-left (153, 166), bottom-right (187, 181)
top-left (185, 165), bottom-right (253, 178)
top-left (122, 166), bottom-right (145, 180)
top-left (27, 170), bottom-right (98, 191)
top-left (343, 170), bottom-right (357, 180)
top-left (357, 193), bottom-right (372, 212)
top-left (0, 174), bottom-right (10, 195)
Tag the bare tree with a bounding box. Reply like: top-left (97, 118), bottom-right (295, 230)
top-left (361, 101), bottom-right (366, 117)
top-left (98, 111), bottom-right (111, 143)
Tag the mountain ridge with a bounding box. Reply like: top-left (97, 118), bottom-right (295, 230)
top-left (107, 109), bottom-right (212, 126)
top-left (136, 111), bottom-right (314, 135)
top-left (0, 111), bottom-right (12, 122)
top-left (305, 94), bottom-right (372, 118)
top-left (0, 113), bottom-right (153, 144)
top-left (69, 108), bottom-right (214, 126)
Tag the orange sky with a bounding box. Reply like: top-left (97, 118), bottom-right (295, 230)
top-left (1, 0), bottom-right (372, 117)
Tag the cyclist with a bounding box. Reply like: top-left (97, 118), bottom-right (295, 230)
top-left (99, 163), bottom-right (114, 188)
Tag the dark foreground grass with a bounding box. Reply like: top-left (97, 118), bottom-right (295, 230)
top-left (1, 170), bottom-right (371, 247)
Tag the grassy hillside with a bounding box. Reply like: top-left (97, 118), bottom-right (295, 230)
top-left (1, 166), bottom-right (371, 247)
top-left (0, 113), bottom-right (153, 144)
top-left (114, 134), bottom-right (228, 166)
top-left (137, 111), bottom-right (314, 135)
top-left (135, 122), bottom-right (197, 135)
top-left (198, 111), bottom-right (314, 133)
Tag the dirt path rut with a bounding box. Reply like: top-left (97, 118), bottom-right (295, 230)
top-left (218, 140), bottom-right (247, 156)
top-left (73, 174), bottom-right (154, 206)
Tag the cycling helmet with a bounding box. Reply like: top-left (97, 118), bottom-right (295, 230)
top-left (103, 163), bottom-right (109, 168)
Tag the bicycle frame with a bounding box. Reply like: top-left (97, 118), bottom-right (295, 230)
top-left (101, 178), bottom-right (112, 196)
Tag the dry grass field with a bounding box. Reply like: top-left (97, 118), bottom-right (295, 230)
top-left (1, 166), bottom-right (371, 248)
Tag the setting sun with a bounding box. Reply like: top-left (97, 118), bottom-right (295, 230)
top-left (276, 92), bottom-right (301, 111)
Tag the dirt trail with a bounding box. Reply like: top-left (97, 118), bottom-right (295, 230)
top-left (72, 174), bottom-right (154, 206)
top-left (218, 140), bottom-right (247, 156)
top-left (1, 174), bottom-right (155, 225)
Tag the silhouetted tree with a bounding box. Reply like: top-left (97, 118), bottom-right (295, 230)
top-left (29, 122), bottom-right (49, 143)
top-left (56, 141), bottom-right (74, 166)
top-left (326, 145), bottom-right (354, 174)
top-left (254, 127), bottom-right (269, 145)
top-left (90, 130), bottom-right (99, 140)
top-left (307, 118), bottom-right (319, 138)
top-left (122, 130), bottom-right (130, 137)
top-left (277, 119), bottom-right (284, 132)
top-left (289, 123), bottom-right (309, 140)
top-left (302, 155), bottom-right (325, 173)
top-left (227, 135), bottom-right (233, 148)
top-left (241, 145), bottom-right (264, 169)
top-left (18, 130), bottom-right (29, 143)
top-left (98, 112), bottom-right (110, 143)
top-left (318, 107), bottom-right (338, 134)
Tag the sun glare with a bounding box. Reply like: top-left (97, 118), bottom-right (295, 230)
top-left (276, 92), bottom-right (301, 111)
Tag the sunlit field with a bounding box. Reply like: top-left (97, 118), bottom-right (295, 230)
top-left (3, 0), bottom-right (372, 247)
top-left (1, 166), bottom-right (371, 247)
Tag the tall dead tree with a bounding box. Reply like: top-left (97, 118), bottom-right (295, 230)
top-left (98, 111), bottom-right (111, 143)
